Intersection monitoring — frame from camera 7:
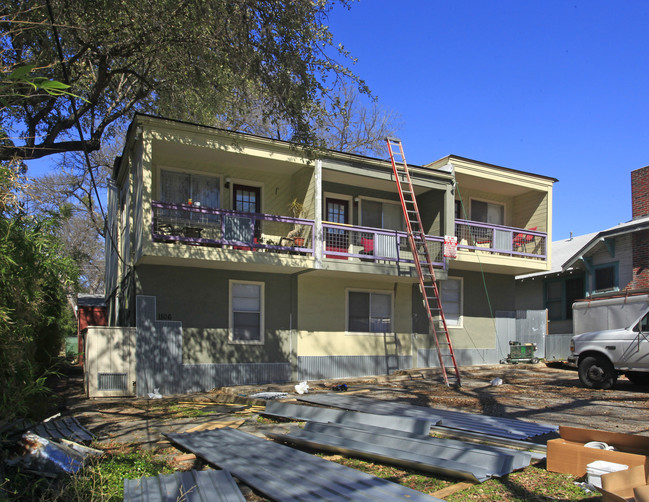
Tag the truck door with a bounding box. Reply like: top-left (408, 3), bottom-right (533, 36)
top-left (620, 312), bottom-right (649, 369)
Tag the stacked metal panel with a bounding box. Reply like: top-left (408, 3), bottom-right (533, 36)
top-left (165, 428), bottom-right (444, 501)
top-left (30, 416), bottom-right (94, 443)
top-left (123, 469), bottom-right (245, 502)
top-left (264, 401), bottom-right (436, 436)
top-left (267, 421), bottom-right (532, 483)
top-left (297, 393), bottom-right (557, 440)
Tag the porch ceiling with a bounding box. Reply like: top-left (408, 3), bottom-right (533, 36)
top-left (454, 172), bottom-right (540, 197)
top-left (324, 169), bottom-right (429, 196)
top-left (152, 139), bottom-right (305, 176)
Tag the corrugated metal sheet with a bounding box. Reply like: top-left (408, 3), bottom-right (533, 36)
top-left (183, 363), bottom-right (291, 393)
top-left (417, 348), bottom-right (500, 368)
top-left (297, 394), bottom-right (557, 441)
top-left (264, 401), bottom-right (436, 435)
top-left (123, 469), bottom-right (245, 502)
top-left (165, 428), bottom-right (443, 502)
top-left (267, 421), bottom-right (532, 483)
top-left (136, 296), bottom-right (183, 397)
top-left (298, 355), bottom-right (412, 380)
top-left (30, 416), bottom-right (94, 443)
top-left (545, 334), bottom-right (573, 361)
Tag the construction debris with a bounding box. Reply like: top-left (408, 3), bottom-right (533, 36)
top-left (263, 401), bottom-right (435, 436)
top-left (297, 393), bottom-right (558, 440)
top-left (123, 469), bottom-right (245, 502)
top-left (165, 427), bottom-right (444, 501)
top-left (266, 421), bottom-right (532, 483)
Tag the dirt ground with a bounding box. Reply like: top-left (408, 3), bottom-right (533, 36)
top-left (56, 362), bottom-right (649, 447)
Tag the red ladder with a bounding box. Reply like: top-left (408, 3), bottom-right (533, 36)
top-left (386, 137), bottom-right (461, 387)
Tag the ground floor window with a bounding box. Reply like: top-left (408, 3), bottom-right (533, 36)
top-left (440, 277), bottom-right (462, 326)
top-left (347, 290), bottom-right (392, 333)
top-left (594, 263), bottom-right (618, 292)
top-left (230, 281), bottom-right (264, 344)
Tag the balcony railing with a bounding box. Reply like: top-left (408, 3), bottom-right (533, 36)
top-left (150, 201), bottom-right (446, 268)
top-left (152, 201), bottom-right (315, 253)
top-left (322, 222), bottom-right (445, 268)
top-left (455, 219), bottom-right (546, 259)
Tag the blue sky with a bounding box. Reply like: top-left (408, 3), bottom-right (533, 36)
top-left (327, 0), bottom-right (649, 240)
top-left (27, 1), bottom-right (647, 242)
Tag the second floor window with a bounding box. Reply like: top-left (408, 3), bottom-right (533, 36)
top-left (361, 200), bottom-right (404, 231)
top-left (161, 169), bottom-right (220, 209)
top-left (471, 200), bottom-right (504, 226)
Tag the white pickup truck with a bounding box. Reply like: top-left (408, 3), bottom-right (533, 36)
top-left (569, 306), bottom-right (649, 389)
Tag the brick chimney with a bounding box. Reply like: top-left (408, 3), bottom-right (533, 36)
top-left (631, 165), bottom-right (649, 219)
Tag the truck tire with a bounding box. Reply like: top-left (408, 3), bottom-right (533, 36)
top-left (578, 355), bottom-right (617, 389)
top-left (625, 371), bottom-right (649, 386)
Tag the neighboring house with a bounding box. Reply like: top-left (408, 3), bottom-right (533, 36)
top-left (76, 294), bottom-right (107, 366)
top-left (99, 114), bottom-right (555, 397)
top-left (516, 164), bottom-right (649, 343)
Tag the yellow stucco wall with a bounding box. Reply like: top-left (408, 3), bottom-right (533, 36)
top-left (297, 275), bottom-right (414, 357)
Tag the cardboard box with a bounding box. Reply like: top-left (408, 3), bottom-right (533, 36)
top-left (597, 464), bottom-right (649, 502)
top-left (547, 426), bottom-right (649, 477)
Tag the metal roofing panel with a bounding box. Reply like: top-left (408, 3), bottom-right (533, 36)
top-left (268, 422), bottom-right (531, 483)
top-left (297, 394), bottom-right (557, 440)
top-left (123, 469), bottom-right (245, 502)
top-left (165, 428), bottom-right (443, 502)
top-left (31, 416), bottom-right (94, 443)
top-left (264, 401), bottom-right (436, 436)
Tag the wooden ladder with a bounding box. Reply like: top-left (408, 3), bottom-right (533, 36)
top-left (386, 137), bottom-right (461, 386)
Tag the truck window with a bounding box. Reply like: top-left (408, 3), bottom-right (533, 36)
top-left (634, 314), bottom-right (649, 333)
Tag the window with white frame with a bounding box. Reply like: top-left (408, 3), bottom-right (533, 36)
top-left (160, 169), bottom-right (220, 209)
top-left (347, 290), bottom-right (392, 333)
top-left (230, 281), bottom-right (264, 343)
top-left (440, 277), bottom-right (462, 326)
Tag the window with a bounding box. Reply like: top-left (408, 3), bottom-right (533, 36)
top-left (230, 281), bottom-right (264, 343)
top-left (361, 200), bottom-right (404, 231)
top-left (347, 291), bottom-right (392, 333)
top-left (440, 278), bottom-right (462, 326)
top-left (471, 200), bottom-right (504, 225)
top-left (594, 263), bottom-right (618, 292)
top-left (160, 169), bottom-right (220, 209)
top-left (546, 276), bottom-right (584, 321)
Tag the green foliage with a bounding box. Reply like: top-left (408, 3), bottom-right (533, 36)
top-left (3, 448), bottom-right (173, 502)
top-left (1, 0), bottom-right (365, 161)
top-left (0, 163), bottom-right (78, 420)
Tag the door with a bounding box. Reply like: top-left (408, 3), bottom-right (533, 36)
top-left (325, 197), bottom-right (349, 259)
top-left (621, 312), bottom-right (649, 369)
top-left (232, 184), bottom-right (261, 244)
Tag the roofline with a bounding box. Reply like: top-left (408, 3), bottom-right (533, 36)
top-left (114, 113), bottom-right (454, 182)
top-left (429, 154), bottom-right (559, 183)
top-left (562, 218), bottom-right (649, 271)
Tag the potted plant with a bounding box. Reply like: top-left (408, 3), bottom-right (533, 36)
top-left (287, 198), bottom-right (306, 246)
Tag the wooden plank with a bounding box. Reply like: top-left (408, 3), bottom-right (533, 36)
top-left (431, 481), bottom-right (476, 498)
top-left (185, 419), bottom-right (245, 433)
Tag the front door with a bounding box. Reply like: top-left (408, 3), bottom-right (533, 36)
top-left (325, 197), bottom-right (349, 259)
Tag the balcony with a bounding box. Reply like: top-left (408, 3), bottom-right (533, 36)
top-left (151, 201), bottom-right (446, 269)
top-left (455, 219), bottom-right (546, 259)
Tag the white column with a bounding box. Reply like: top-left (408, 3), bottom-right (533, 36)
top-left (314, 159), bottom-right (323, 268)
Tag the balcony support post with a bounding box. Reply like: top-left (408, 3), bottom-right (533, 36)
top-left (314, 159), bottom-right (323, 269)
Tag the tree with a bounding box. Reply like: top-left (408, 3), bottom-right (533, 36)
top-left (214, 82), bottom-right (403, 157)
top-left (0, 0), bottom-right (366, 162)
top-left (29, 138), bottom-right (119, 293)
top-left (0, 161), bottom-right (77, 420)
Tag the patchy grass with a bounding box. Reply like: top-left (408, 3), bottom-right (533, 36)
top-left (323, 456), bottom-right (599, 501)
top-left (2, 444), bottom-right (174, 502)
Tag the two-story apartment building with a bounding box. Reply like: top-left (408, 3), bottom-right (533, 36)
top-left (99, 114), bottom-right (554, 397)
